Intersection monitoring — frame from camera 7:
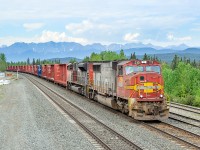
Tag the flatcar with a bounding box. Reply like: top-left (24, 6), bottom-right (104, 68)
top-left (7, 60), bottom-right (169, 120)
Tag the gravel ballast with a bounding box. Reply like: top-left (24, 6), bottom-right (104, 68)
top-left (0, 76), bottom-right (95, 150)
top-left (29, 74), bottom-right (188, 150)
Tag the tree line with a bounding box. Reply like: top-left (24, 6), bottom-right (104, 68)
top-left (82, 50), bottom-right (127, 62)
top-left (7, 58), bottom-right (61, 66)
top-left (82, 51), bottom-right (161, 62)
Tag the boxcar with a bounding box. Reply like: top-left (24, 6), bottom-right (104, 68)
top-left (46, 64), bottom-right (55, 81)
top-left (26, 65), bottom-right (31, 73)
top-left (33, 65), bottom-right (37, 75)
top-left (54, 64), bottom-right (67, 86)
top-left (37, 65), bottom-right (42, 76)
top-left (42, 65), bottom-right (47, 78)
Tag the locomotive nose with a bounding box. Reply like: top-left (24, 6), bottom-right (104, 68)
top-left (133, 72), bottom-right (163, 100)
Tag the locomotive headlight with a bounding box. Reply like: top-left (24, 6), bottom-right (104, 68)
top-left (160, 94), bottom-right (163, 98)
top-left (139, 95), bottom-right (143, 98)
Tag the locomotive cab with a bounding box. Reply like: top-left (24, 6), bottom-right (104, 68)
top-left (117, 60), bottom-right (169, 120)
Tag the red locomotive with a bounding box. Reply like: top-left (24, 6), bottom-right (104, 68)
top-left (7, 60), bottom-right (169, 120)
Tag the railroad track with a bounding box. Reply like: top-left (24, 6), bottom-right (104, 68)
top-left (167, 102), bottom-right (200, 128)
top-left (144, 122), bottom-right (200, 150)
top-left (169, 102), bottom-right (200, 114)
top-left (169, 112), bottom-right (200, 128)
top-left (23, 74), bottom-right (200, 150)
top-left (25, 74), bottom-right (142, 150)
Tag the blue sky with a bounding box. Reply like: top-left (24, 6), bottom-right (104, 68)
top-left (0, 0), bottom-right (200, 47)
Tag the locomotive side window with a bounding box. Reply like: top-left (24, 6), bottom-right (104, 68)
top-left (125, 66), bottom-right (144, 75)
top-left (140, 76), bottom-right (144, 81)
top-left (118, 66), bottom-right (123, 75)
top-left (146, 66), bottom-right (160, 74)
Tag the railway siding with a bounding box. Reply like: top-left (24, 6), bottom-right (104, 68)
top-left (170, 106), bottom-right (200, 121)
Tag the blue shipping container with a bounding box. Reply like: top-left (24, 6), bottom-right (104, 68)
top-left (37, 65), bottom-right (42, 76)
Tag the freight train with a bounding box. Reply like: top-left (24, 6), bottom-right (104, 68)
top-left (7, 60), bottom-right (169, 120)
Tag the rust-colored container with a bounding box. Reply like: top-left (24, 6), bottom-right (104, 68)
top-left (7, 66), bottom-right (12, 71)
top-left (54, 64), bottom-right (67, 86)
top-left (18, 66), bottom-right (22, 72)
top-left (14, 66), bottom-right (17, 71)
top-left (42, 65), bottom-right (47, 78)
top-left (33, 65), bottom-right (37, 75)
top-left (24, 66), bottom-right (27, 72)
top-left (26, 65), bottom-right (31, 73)
top-left (21, 65), bottom-right (25, 72)
top-left (46, 64), bottom-right (55, 81)
top-left (14, 66), bottom-right (18, 71)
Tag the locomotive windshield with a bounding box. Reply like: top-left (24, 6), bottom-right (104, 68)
top-left (146, 66), bottom-right (161, 74)
top-left (125, 66), bottom-right (144, 75)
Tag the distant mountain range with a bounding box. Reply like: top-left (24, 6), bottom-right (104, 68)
top-left (0, 41), bottom-right (199, 62)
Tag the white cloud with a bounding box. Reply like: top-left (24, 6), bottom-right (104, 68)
top-left (0, 30), bottom-right (89, 46)
top-left (65, 20), bottom-right (111, 34)
top-left (23, 23), bottom-right (44, 31)
top-left (39, 30), bottom-right (88, 44)
top-left (178, 36), bottom-right (192, 41)
top-left (167, 33), bottom-right (192, 41)
top-left (66, 20), bottom-right (94, 34)
top-left (167, 33), bottom-right (174, 40)
top-left (123, 33), bottom-right (140, 42)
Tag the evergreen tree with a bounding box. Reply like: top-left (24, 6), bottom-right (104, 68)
top-left (143, 53), bottom-right (148, 60)
top-left (192, 59), bottom-right (197, 67)
top-left (153, 54), bottom-right (156, 61)
top-left (155, 56), bottom-right (159, 61)
top-left (32, 58), bottom-right (35, 65)
top-left (187, 58), bottom-right (190, 64)
top-left (27, 58), bottom-right (30, 65)
top-left (36, 59), bottom-right (39, 65)
top-left (130, 52), bottom-right (136, 59)
top-left (119, 49), bottom-right (126, 60)
top-left (171, 54), bottom-right (179, 70)
top-left (183, 56), bottom-right (187, 63)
